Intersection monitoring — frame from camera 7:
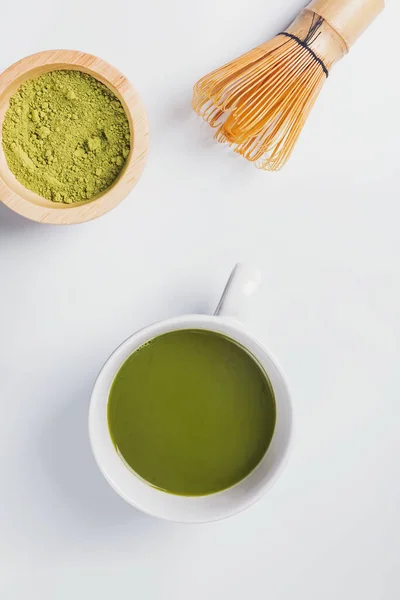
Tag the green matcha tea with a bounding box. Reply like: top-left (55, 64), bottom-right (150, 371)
top-left (2, 70), bottom-right (130, 204)
top-left (107, 330), bottom-right (276, 496)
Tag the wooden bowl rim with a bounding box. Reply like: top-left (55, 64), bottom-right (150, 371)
top-left (0, 49), bottom-right (149, 225)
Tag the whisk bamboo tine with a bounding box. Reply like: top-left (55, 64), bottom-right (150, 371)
top-left (192, 0), bottom-right (384, 171)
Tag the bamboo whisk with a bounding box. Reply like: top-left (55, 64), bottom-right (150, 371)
top-left (192, 0), bottom-right (384, 171)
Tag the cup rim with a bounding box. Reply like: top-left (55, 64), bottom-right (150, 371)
top-left (89, 314), bottom-right (293, 523)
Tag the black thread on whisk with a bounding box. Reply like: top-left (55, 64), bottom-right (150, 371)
top-left (279, 14), bottom-right (329, 78)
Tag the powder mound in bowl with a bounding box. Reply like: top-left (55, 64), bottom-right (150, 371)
top-left (2, 70), bottom-right (131, 204)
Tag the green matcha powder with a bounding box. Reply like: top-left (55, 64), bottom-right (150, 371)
top-left (2, 70), bottom-right (131, 204)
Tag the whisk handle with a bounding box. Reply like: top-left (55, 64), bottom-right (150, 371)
top-left (306, 0), bottom-right (384, 50)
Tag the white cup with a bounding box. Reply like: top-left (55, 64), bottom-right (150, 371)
top-left (89, 264), bottom-right (293, 523)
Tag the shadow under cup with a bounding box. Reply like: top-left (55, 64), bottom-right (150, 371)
top-left (89, 314), bottom-right (292, 523)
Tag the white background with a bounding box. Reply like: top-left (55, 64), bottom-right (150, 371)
top-left (0, 0), bottom-right (399, 597)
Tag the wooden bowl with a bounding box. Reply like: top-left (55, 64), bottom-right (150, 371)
top-left (0, 50), bottom-right (149, 224)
